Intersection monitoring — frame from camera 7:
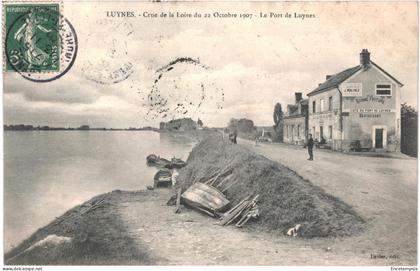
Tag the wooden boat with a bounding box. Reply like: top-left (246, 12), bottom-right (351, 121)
top-left (146, 154), bottom-right (187, 169)
top-left (146, 154), bottom-right (171, 168)
top-left (181, 182), bottom-right (230, 216)
top-left (170, 158), bottom-right (187, 169)
top-left (153, 169), bottom-right (172, 187)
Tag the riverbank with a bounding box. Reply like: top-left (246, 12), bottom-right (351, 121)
top-left (5, 133), bottom-right (415, 265)
top-left (5, 190), bottom-right (155, 265)
top-left (157, 128), bottom-right (221, 142)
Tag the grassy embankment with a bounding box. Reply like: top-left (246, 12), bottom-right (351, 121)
top-left (5, 191), bottom-right (154, 265)
top-left (175, 136), bottom-right (365, 237)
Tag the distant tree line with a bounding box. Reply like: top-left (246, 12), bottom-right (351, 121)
top-left (227, 118), bottom-right (257, 139)
top-left (4, 124), bottom-right (158, 131)
top-left (159, 118), bottom-right (202, 131)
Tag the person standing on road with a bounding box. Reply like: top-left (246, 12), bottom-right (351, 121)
top-left (307, 134), bottom-right (314, 161)
top-left (228, 129), bottom-right (238, 144)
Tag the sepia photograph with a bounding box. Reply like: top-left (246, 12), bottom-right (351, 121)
top-left (2, 0), bottom-right (418, 268)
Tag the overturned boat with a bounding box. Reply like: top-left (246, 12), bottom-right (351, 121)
top-left (181, 182), bottom-right (230, 217)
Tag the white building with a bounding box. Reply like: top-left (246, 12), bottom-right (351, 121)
top-left (306, 49), bottom-right (403, 151)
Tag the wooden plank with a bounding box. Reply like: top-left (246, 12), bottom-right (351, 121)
top-left (222, 195), bottom-right (259, 226)
top-left (219, 200), bottom-right (250, 226)
top-left (175, 189), bottom-right (181, 214)
top-left (221, 179), bottom-right (239, 193)
top-left (224, 195), bottom-right (251, 216)
top-left (204, 176), bottom-right (217, 185)
top-left (215, 174), bottom-right (233, 189)
top-left (236, 215), bottom-right (252, 228)
top-left (201, 171), bottom-right (219, 184)
top-left (80, 198), bottom-right (107, 215)
top-left (224, 203), bottom-right (249, 226)
top-left (206, 167), bottom-right (232, 186)
top-left (191, 204), bottom-right (216, 217)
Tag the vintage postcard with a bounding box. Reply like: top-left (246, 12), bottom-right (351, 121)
top-left (2, 0), bottom-right (418, 268)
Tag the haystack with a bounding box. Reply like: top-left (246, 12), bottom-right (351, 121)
top-left (175, 137), bottom-right (365, 238)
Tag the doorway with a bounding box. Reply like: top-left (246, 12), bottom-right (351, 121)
top-left (375, 129), bottom-right (383, 148)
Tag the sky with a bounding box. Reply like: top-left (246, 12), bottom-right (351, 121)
top-left (3, 1), bottom-right (419, 128)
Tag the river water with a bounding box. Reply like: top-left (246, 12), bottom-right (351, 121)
top-left (4, 131), bottom-right (195, 252)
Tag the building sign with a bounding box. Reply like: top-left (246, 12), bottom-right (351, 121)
top-left (342, 83), bottom-right (362, 97)
top-left (354, 95), bottom-right (386, 104)
top-left (351, 108), bottom-right (395, 113)
top-left (341, 108), bottom-right (395, 118)
top-left (359, 113), bottom-right (381, 118)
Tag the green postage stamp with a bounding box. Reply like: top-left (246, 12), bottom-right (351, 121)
top-left (4, 4), bottom-right (60, 72)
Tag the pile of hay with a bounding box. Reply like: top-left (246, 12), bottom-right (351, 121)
top-left (176, 137), bottom-right (365, 238)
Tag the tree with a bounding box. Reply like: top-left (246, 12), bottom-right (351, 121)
top-left (227, 118), bottom-right (257, 138)
top-left (273, 103), bottom-right (284, 142)
top-left (401, 103), bottom-right (417, 157)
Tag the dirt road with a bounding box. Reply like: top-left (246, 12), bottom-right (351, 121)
top-left (119, 189), bottom-right (373, 265)
top-left (239, 140), bottom-right (417, 265)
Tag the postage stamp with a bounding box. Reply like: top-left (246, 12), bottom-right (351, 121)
top-left (5, 4), bottom-right (60, 72)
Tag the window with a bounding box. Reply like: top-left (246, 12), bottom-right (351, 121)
top-left (328, 125), bottom-right (333, 139)
top-left (312, 101), bottom-right (316, 113)
top-left (286, 125), bottom-right (289, 137)
top-left (376, 84), bottom-right (392, 96)
top-left (328, 97), bottom-right (333, 111)
top-left (312, 126), bottom-right (316, 136)
top-left (320, 99), bottom-right (325, 112)
top-left (320, 126), bottom-right (324, 139)
top-left (297, 125), bottom-right (300, 138)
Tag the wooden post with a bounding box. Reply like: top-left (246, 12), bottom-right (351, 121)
top-left (175, 189), bottom-right (181, 214)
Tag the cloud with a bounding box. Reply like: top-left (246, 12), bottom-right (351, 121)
top-left (3, 1), bottom-right (418, 127)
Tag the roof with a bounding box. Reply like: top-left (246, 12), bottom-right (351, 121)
top-left (287, 104), bottom-right (298, 114)
top-left (307, 65), bottom-right (361, 96)
top-left (371, 61), bottom-right (403, 87)
top-left (284, 114), bottom-right (306, 120)
top-left (300, 98), bottom-right (309, 105)
top-left (307, 61), bottom-right (404, 97)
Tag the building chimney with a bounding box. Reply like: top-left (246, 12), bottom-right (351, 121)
top-left (360, 49), bottom-right (371, 67)
top-left (295, 92), bottom-right (302, 103)
top-left (326, 75), bottom-right (332, 80)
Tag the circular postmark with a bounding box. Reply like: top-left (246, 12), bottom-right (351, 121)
top-left (144, 57), bottom-right (225, 121)
top-left (81, 19), bottom-right (134, 85)
top-left (5, 5), bottom-right (78, 83)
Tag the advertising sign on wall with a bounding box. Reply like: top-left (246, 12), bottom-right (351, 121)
top-left (342, 83), bottom-right (362, 96)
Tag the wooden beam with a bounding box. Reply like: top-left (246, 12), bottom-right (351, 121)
top-left (175, 189), bottom-right (182, 214)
